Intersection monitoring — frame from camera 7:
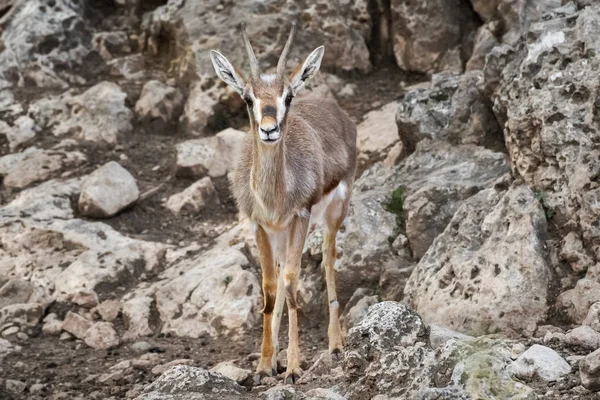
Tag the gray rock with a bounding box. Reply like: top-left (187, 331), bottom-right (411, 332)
top-left (357, 101), bottom-right (400, 167)
top-left (509, 344), bottom-right (571, 382)
top-left (5, 379), bottom-right (26, 395)
top-left (165, 177), bottom-right (220, 216)
top-left (54, 82), bottom-right (133, 144)
top-left (0, 0), bottom-right (91, 87)
top-left (84, 322), bottom-right (120, 350)
top-left (565, 326), bottom-right (600, 350)
top-left (581, 348), bottom-right (600, 391)
top-left (135, 80), bottom-right (184, 129)
top-left (137, 366), bottom-right (243, 399)
top-left (209, 362), bottom-right (251, 385)
top-left (261, 385), bottom-right (305, 400)
top-left (92, 31), bottom-right (131, 60)
top-left (429, 325), bottom-right (474, 349)
top-left (304, 389), bottom-right (346, 400)
top-left (130, 341), bottom-right (153, 354)
top-left (0, 146), bottom-right (85, 188)
top-left (486, 4), bottom-right (600, 314)
top-left (79, 161), bottom-right (140, 218)
top-left (175, 128), bottom-right (245, 179)
top-left (405, 185), bottom-right (549, 336)
top-left (0, 337), bottom-right (21, 361)
top-left (2, 116), bottom-right (38, 151)
top-left (0, 279), bottom-right (34, 309)
top-left (396, 71), bottom-right (504, 158)
top-left (390, 0), bottom-right (479, 73)
top-left (0, 303), bottom-right (43, 329)
top-left (584, 302), bottom-right (600, 332)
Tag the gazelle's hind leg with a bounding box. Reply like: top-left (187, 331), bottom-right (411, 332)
top-left (323, 181), bottom-right (351, 360)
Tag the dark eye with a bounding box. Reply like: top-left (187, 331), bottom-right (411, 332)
top-left (285, 93), bottom-right (293, 107)
top-left (244, 96), bottom-right (253, 107)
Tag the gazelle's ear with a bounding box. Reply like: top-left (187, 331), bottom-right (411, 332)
top-left (289, 46), bottom-right (324, 95)
top-left (210, 50), bottom-right (246, 94)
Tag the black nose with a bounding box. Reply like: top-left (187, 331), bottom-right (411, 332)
top-left (261, 125), bottom-right (279, 134)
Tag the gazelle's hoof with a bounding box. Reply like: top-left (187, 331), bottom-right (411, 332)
top-left (253, 369), bottom-right (273, 385)
top-left (330, 348), bottom-right (343, 362)
top-left (284, 369), bottom-right (302, 384)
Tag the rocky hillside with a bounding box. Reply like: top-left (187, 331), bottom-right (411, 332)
top-left (0, 0), bottom-right (599, 399)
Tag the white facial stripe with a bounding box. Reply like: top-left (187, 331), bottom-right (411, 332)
top-left (260, 73), bottom-right (276, 83)
top-left (252, 95), bottom-right (262, 127)
top-left (276, 88), bottom-right (288, 124)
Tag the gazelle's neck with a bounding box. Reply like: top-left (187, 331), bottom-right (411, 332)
top-left (251, 135), bottom-right (287, 209)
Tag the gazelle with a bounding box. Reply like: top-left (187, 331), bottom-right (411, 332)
top-left (211, 23), bottom-right (357, 384)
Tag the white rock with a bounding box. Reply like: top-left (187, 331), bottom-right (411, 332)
top-left (565, 326), bottom-right (600, 351)
top-left (165, 177), bottom-right (219, 216)
top-left (135, 80), bottom-right (184, 128)
top-left (210, 361), bottom-right (251, 384)
top-left (510, 344), bottom-right (571, 382)
top-left (122, 296), bottom-right (156, 340)
top-left (79, 161), bottom-right (139, 218)
top-left (84, 322), bottom-right (120, 350)
top-left (429, 325), bottom-right (474, 349)
top-left (61, 311), bottom-right (92, 340)
top-left (175, 128), bottom-right (245, 179)
top-left (2, 116), bottom-right (38, 151)
top-left (357, 101), bottom-right (399, 163)
top-left (54, 82), bottom-right (133, 144)
top-left (584, 302), bottom-right (600, 332)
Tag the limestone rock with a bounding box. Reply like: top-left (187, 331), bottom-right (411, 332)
top-left (122, 296), bottom-right (157, 339)
top-left (429, 325), bottom-right (474, 349)
top-left (209, 362), bottom-right (251, 385)
top-left (176, 128), bottom-right (245, 179)
top-left (165, 177), bottom-right (219, 216)
top-left (396, 71), bottom-right (504, 157)
top-left (584, 302), bottom-right (600, 332)
top-left (54, 82), bottom-right (133, 144)
top-left (486, 5), bottom-right (600, 279)
top-left (135, 80), bottom-right (184, 130)
top-left (390, 0), bottom-right (479, 73)
top-left (565, 326), bottom-right (600, 351)
top-left (0, 146), bottom-right (85, 189)
top-left (92, 31), bottom-right (131, 60)
top-left (2, 116), bottom-right (38, 151)
top-left (405, 185), bottom-right (549, 336)
top-left (95, 299), bottom-right (121, 322)
top-left (581, 348), bottom-right (600, 391)
top-left (0, 280), bottom-right (34, 309)
top-left (0, 303), bottom-right (43, 329)
top-left (509, 344), bottom-right (571, 382)
top-left (84, 322), bottom-right (120, 350)
top-left (79, 161), bottom-right (140, 218)
top-left (0, 0), bottom-right (91, 87)
top-left (61, 311), bottom-right (92, 340)
top-left (137, 366), bottom-right (243, 399)
top-left (557, 278), bottom-right (600, 324)
top-left (357, 101), bottom-right (400, 166)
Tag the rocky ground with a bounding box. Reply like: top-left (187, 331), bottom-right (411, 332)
top-left (1, 0), bottom-right (600, 399)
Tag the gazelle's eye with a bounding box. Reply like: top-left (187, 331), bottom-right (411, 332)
top-left (285, 93), bottom-right (293, 107)
top-left (244, 96), bottom-right (253, 107)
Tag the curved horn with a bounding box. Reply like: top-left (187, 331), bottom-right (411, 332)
top-left (241, 22), bottom-right (260, 79)
top-left (277, 22), bottom-right (297, 77)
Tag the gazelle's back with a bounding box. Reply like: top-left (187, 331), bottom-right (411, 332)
top-left (288, 98), bottom-right (357, 195)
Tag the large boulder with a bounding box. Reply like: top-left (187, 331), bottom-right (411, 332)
top-left (140, 0), bottom-right (373, 80)
top-left (332, 140), bottom-right (509, 306)
top-left (486, 4), bottom-right (600, 264)
top-left (0, 0), bottom-right (92, 88)
top-left (390, 0), bottom-right (479, 74)
top-left (137, 366), bottom-right (244, 400)
top-left (396, 71), bottom-right (504, 156)
top-left (405, 185), bottom-right (550, 336)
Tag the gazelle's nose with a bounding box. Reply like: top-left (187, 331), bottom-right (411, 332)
top-left (260, 116), bottom-right (279, 134)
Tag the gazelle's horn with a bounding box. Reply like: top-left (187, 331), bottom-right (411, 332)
top-left (241, 22), bottom-right (260, 79)
top-left (277, 22), bottom-right (297, 77)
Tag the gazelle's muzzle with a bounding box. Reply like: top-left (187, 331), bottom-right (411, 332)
top-left (259, 116), bottom-right (280, 142)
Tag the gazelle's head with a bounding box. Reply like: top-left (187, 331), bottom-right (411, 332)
top-left (210, 23), bottom-right (324, 145)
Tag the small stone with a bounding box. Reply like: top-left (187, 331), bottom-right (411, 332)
top-left (510, 344), bottom-right (571, 382)
top-left (59, 332), bottom-right (73, 341)
top-left (2, 326), bottom-right (19, 337)
top-left (29, 383), bottom-right (49, 395)
top-left (84, 322), bottom-right (120, 350)
top-left (42, 313), bottom-right (63, 336)
top-left (72, 290), bottom-right (99, 308)
top-left (62, 311), bottom-right (93, 340)
top-left (130, 341), bottom-right (153, 354)
top-left (165, 177), bottom-right (220, 216)
top-left (565, 326), bottom-right (600, 350)
top-left (95, 299), bottom-right (120, 322)
top-left (584, 302), bottom-right (600, 332)
top-left (210, 361), bottom-right (251, 384)
top-left (511, 343), bottom-right (526, 359)
top-left (5, 379), bottom-right (27, 395)
top-left (16, 332), bottom-right (28, 340)
top-left (79, 161), bottom-right (140, 218)
top-left (581, 348), bottom-right (600, 391)
top-left (536, 325), bottom-right (564, 338)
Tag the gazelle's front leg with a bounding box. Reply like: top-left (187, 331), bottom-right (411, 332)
top-left (254, 224), bottom-right (277, 383)
top-left (283, 215), bottom-right (310, 384)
